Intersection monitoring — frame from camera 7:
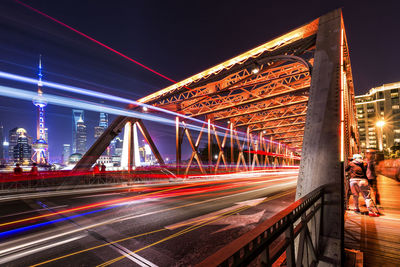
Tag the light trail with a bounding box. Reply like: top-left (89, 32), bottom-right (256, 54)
top-left (97, 189), bottom-right (296, 267)
top-left (29, 188), bottom-right (296, 266)
top-left (0, 176), bottom-right (296, 247)
top-left (0, 71), bottom-right (291, 147)
top-left (0, 206), bottom-right (113, 239)
top-left (0, 172), bottom-right (296, 233)
top-left (0, 182), bottom-right (196, 228)
top-left (0, 84), bottom-right (205, 132)
top-left (14, 0), bottom-right (177, 84)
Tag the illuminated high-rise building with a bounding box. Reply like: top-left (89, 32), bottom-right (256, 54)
top-left (32, 55), bottom-right (48, 164)
top-left (72, 109), bottom-right (84, 153)
top-left (3, 139), bottom-right (9, 163)
top-left (94, 112), bottom-right (109, 139)
top-left (0, 124), bottom-right (3, 163)
top-left (9, 128), bottom-right (32, 165)
top-left (62, 144), bottom-right (70, 165)
top-left (356, 81), bottom-right (400, 151)
top-left (99, 112), bottom-right (108, 128)
top-left (95, 112), bottom-right (109, 156)
top-left (75, 117), bottom-right (87, 155)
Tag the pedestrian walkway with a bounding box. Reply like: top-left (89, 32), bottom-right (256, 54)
top-left (345, 174), bottom-right (400, 266)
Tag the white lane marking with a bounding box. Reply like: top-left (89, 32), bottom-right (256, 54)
top-left (0, 177), bottom-right (297, 257)
top-left (74, 192), bottom-right (124, 199)
top-left (0, 235), bottom-right (86, 264)
top-left (116, 178), bottom-right (297, 224)
top-left (165, 197), bottom-right (266, 230)
top-left (0, 205), bottom-right (68, 218)
top-left (111, 242), bottom-right (158, 267)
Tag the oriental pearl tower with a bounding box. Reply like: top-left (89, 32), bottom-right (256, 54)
top-left (32, 55), bottom-right (48, 164)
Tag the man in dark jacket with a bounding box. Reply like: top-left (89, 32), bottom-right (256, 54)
top-left (346, 154), bottom-right (379, 217)
top-left (365, 150), bottom-right (380, 205)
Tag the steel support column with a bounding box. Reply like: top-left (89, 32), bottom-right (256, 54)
top-left (176, 116), bottom-right (181, 175)
top-left (74, 116), bottom-right (129, 171)
top-left (296, 9), bottom-right (345, 265)
top-left (208, 118), bottom-right (212, 172)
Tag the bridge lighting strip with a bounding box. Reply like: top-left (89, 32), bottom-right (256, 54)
top-left (340, 27), bottom-right (345, 162)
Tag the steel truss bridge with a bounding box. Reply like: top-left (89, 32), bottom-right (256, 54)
top-left (73, 9), bottom-right (358, 266)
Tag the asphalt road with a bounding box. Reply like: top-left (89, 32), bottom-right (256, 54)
top-left (0, 169), bottom-right (298, 266)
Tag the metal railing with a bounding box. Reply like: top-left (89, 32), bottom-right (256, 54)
top-left (197, 186), bottom-right (324, 267)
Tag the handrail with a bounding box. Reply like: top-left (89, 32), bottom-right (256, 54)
top-left (197, 186), bottom-right (324, 267)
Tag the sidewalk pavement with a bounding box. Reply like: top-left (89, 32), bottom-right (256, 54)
top-left (345, 174), bottom-right (400, 266)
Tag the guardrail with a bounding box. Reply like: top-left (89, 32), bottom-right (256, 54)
top-left (197, 186), bottom-right (324, 267)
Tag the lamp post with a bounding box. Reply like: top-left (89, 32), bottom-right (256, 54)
top-left (376, 119), bottom-right (385, 151)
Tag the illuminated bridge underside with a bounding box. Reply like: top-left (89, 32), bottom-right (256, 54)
top-left (144, 42), bottom-right (314, 152)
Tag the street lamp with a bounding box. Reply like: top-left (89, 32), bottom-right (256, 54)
top-left (376, 119), bottom-right (385, 151)
top-left (376, 120), bottom-right (385, 128)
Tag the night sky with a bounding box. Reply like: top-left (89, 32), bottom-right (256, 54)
top-left (1, 0), bottom-right (400, 162)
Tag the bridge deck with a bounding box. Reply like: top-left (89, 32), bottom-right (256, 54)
top-left (345, 174), bottom-right (400, 266)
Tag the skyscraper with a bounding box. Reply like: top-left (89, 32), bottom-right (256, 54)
top-left (72, 109), bottom-right (84, 153)
top-left (32, 55), bottom-right (48, 164)
top-left (75, 117), bottom-right (87, 155)
top-left (99, 113), bottom-right (108, 128)
top-left (95, 112), bottom-right (109, 155)
top-left (9, 128), bottom-right (32, 164)
top-left (3, 139), bottom-right (9, 163)
top-left (94, 112), bottom-right (109, 139)
top-left (62, 144), bottom-right (70, 165)
top-left (9, 127), bottom-right (25, 161)
top-left (0, 124), bottom-right (4, 163)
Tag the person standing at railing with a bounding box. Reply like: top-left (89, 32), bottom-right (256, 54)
top-left (93, 163), bottom-right (100, 175)
top-left (365, 149), bottom-right (380, 205)
top-left (30, 163), bottom-right (38, 176)
top-left (13, 163), bottom-right (23, 175)
top-left (346, 154), bottom-right (379, 217)
top-left (100, 162), bottom-right (106, 172)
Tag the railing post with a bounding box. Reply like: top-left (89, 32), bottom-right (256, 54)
top-left (285, 213), bottom-right (296, 267)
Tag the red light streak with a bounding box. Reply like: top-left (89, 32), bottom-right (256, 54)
top-left (0, 171), bottom-right (296, 228)
top-left (15, 0), bottom-right (176, 84)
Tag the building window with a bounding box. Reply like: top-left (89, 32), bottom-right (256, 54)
top-left (367, 108), bottom-right (375, 113)
top-left (359, 128), bottom-right (365, 132)
top-left (393, 105), bottom-right (399, 109)
top-left (357, 114), bottom-right (364, 118)
top-left (368, 127), bottom-right (375, 131)
top-left (395, 129), bottom-right (400, 134)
